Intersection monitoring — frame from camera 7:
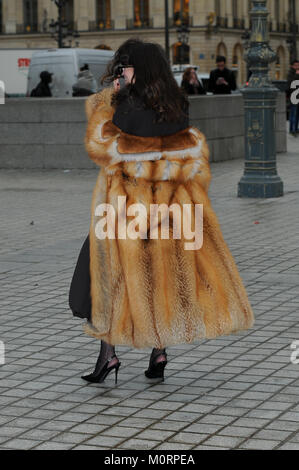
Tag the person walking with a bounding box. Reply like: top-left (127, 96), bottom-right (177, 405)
top-left (69, 39), bottom-right (254, 385)
top-left (181, 67), bottom-right (206, 95)
top-left (208, 56), bottom-right (237, 95)
top-left (30, 70), bottom-right (53, 97)
top-left (287, 59), bottom-right (299, 137)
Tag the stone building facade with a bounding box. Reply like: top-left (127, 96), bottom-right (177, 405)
top-left (0, 0), bottom-right (298, 84)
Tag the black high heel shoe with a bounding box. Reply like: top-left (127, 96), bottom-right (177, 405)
top-left (82, 354), bottom-right (121, 384)
top-left (144, 350), bottom-right (168, 381)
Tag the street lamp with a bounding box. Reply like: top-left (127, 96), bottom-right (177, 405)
top-left (287, 0), bottom-right (298, 63)
top-left (177, 25), bottom-right (190, 44)
top-left (50, 0), bottom-right (80, 48)
top-left (238, 0), bottom-right (283, 198)
top-left (176, 25), bottom-right (190, 66)
top-left (165, 0), bottom-right (170, 62)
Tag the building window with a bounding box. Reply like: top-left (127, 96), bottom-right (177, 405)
top-left (133, 0), bottom-right (149, 28)
top-left (173, 0), bottom-right (190, 26)
top-left (23, 0), bottom-right (38, 33)
top-left (215, 0), bottom-right (221, 17)
top-left (61, 0), bottom-right (74, 31)
top-left (275, 46), bottom-right (286, 80)
top-left (232, 0), bottom-right (241, 28)
top-left (96, 0), bottom-right (112, 29)
top-left (232, 0), bottom-right (238, 18)
top-left (275, 0), bottom-right (280, 20)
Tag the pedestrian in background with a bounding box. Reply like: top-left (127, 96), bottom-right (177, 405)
top-left (181, 67), bottom-right (206, 95)
top-left (72, 63), bottom-right (98, 97)
top-left (287, 59), bottom-right (299, 137)
top-left (208, 56), bottom-right (237, 95)
top-left (30, 70), bottom-right (53, 97)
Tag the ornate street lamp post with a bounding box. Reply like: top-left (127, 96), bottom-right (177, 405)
top-left (50, 0), bottom-right (80, 48)
top-left (238, 0), bottom-right (284, 198)
top-left (176, 25), bottom-right (190, 65)
top-left (165, 0), bottom-right (170, 62)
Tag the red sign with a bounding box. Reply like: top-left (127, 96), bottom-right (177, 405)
top-left (18, 58), bottom-right (31, 68)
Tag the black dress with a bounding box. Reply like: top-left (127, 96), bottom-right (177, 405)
top-left (69, 95), bottom-right (189, 320)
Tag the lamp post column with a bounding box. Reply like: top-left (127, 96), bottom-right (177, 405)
top-left (165, 0), bottom-right (170, 62)
top-left (238, 0), bottom-right (283, 198)
top-left (57, 0), bottom-right (63, 48)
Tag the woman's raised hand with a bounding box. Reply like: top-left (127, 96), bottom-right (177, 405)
top-left (113, 78), bottom-right (120, 92)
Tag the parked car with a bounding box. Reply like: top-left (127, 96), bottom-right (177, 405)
top-left (27, 48), bottom-right (114, 98)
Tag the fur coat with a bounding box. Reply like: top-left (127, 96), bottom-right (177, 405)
top-left (83, 87), bottom-right (254, 349)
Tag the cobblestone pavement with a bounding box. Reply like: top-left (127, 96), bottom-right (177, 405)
top-left (0, 134), bottom-right (298, 451)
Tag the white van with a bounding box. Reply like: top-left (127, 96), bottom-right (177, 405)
top-left (0, 48), bottom-right (43, 97)
top-left (27, 48), bottom-right (114, 98)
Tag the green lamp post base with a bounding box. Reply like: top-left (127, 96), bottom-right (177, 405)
top-left (238, 175), bottom-right (284, 198)
top-left (238, 0), bottom-right (284, 199)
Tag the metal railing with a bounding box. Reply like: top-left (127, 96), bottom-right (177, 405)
top-left (216, 16), bottom-right (228, 28)
top-left (276, 22), bottom-right (287, 32)
top-left (172, 15), bottom-right (192, 27)
top-left (233, 17), bottom-right (245, 29)
top-left (88, 19), bottom-right (115, 31)
top-left (18, 23), bottom-right (38, 33)
top-left (126, 17), bottom-right (153, 29)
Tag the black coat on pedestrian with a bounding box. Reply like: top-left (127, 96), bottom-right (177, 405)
top-left (181, 80), bottom-right (206, 95)
top-left (208, 67), bottom-right (237, 95)
top-left (68, 93), bottom-right (190, 320)
top-left (287, 67), bottom-right (299, 100)
top-left (30, 81), bottom-right (52, 97)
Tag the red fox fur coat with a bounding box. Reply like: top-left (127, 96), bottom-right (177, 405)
top-left (83, 87), bottom-right (254, 349)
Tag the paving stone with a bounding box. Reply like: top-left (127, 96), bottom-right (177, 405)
top-left (1, 438), bottom-right (40, 450)
top-left (85, 435), bottom-right (127, 448)
top-left (218, 426), bottom-right (257, 438)
top-left (169, 432), bottom-right (209, 445)
top-left (33, 441), bottom-right (74, 450)
top-left (51, 432), bottom-right (89, 445)
top-left (117, 438), bottom-right (158, 450)
top-left (201, 435), bottom-right (244, 448)
top-left (69, 423), bottom-right (108, 435)
top-left (156, 442), bottom-right (194, 450)
top-left (278, 443), bottom-right (299, 450)
top-left (240, 439), bottom-right (280, 450)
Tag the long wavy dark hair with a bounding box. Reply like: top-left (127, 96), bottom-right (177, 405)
top-left (182, 67), bottom-right (199, 84)
top-left (101, 38), bottom-right (189, 123)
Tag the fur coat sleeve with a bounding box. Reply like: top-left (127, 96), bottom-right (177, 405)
top-left (83, 88), bottom-right (254, 349)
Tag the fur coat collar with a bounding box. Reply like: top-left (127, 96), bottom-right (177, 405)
top-left (83, 88), bottom-right (254, 349)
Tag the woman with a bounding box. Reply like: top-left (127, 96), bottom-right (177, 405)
top-left (69, 39), bottom-right (254, 385)
top-left (181, 67), bottom-right (206, 95)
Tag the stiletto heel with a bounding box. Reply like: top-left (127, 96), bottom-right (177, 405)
top-left (145, 350), bottom-right (168, 381)
top-left (82, 355), bottom-right (121, 384)
top-left (115, 362), bottom-right (121, 384)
